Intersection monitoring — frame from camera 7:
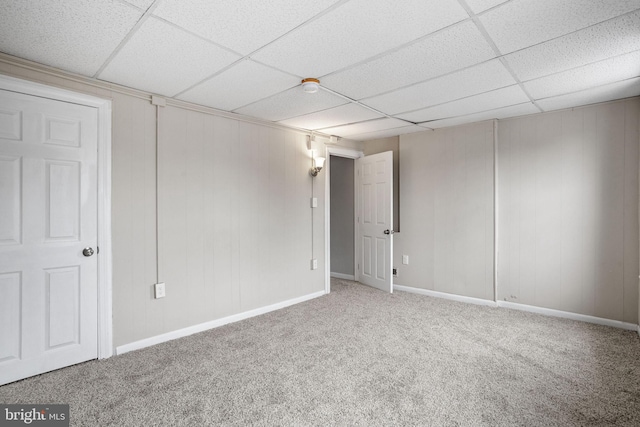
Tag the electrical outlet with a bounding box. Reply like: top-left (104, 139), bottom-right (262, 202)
top-left (311, 197), bottom-right (318, 208)
top-left (393, 268), bottom-right (398, 276)
top-left (154, 282), bottom-right (165, 299)
top-left (311, 259), bottom-right (318, 270)
top-left (402, 255), bottom-right (409, 265)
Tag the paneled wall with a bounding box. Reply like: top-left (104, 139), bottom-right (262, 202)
top-left (0, 58), bottom-right (326, 348)
top-left (498, 99), bottom-right (639, 323)
top-left (395, 122), bottom-right (495, 300)
top-left (110, 93), bottom-right (161, 345)
top-left (158, 106), bottom-right (323, 334)
top-left (396, 98), bottom-right (639, 324)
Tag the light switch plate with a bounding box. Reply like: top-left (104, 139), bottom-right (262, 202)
top-left (311, 197), bottom-right (318, 208)
top-left (311, 259), bottom-right (318, 270)
top-left (402, 255), bottom-right (409, 265)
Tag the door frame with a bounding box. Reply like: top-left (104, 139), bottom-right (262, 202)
top-left (323, 146), bottom-right (363, 294)
top-left (0, 74), bottom-right (113, 359)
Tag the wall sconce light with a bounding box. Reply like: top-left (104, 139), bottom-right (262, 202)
top-left (310, 156), bottom-right (325, 177)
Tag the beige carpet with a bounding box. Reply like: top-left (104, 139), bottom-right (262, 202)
top-left (1, 278), bottom-right (639, 426)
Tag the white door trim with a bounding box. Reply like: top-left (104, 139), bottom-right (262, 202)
top-left (324, 146), bottom-right (363, 294)
top-left (0, 74), bottom-right (113, 359)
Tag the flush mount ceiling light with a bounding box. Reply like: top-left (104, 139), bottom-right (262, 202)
top-left (301, 78), bottom-right (320, 93)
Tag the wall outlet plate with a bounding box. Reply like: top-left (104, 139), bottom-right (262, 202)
top-left (154, 282), bottom-right (166, 299)
top-left (311, 259), bottom-right (318, 270)
top-left (393, 268), bottom-right (398, 276)
top-left (402, 255), bottom-right (409, 265)
top-left (311, 197), bottom-right (318, 208)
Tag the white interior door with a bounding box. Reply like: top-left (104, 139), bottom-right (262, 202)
top-left (0, 89), bottom-right (99, 385)
top-left (356, 151), bottom-right (393, 293)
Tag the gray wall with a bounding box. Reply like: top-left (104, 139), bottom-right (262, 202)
top-left (396, 98), bottom-right (640, 324)
top-left (498, 99), bottom-right (639, 323)
top-left (330, 156), bottom-right (355, 277)
top-left (157, 107), bottom-right (325, 333)
top-left (363, 137), bottom-right (400, 232)
top-left (0, 58), bottom-right (327, 348)
top-left (395, 122), bottom-right (495, 300)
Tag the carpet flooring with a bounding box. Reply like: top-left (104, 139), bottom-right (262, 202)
top-left (1, 279), bottom-right (640, 426)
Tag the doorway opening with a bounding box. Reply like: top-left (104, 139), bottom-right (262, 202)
top-left (324, 147), bottom-right (362, 294)
top-left (324, 147), bottom-right (395, 295)
top-left (329, 155), bottom-right (356, 282)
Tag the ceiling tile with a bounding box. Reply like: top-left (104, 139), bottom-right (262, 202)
top-left (99, 17), bottom-right (241, 96)
top-left (421, 103), bottom-right (540, 129)
top-left (397, 85), bottom-right (530, 123)
top-left (480, 0), bottom-right (640, 55)
top-left (121, 0), bottom-right (154, 10)
top-left (503, 10), bottom-right (640, 82)
top-left (363, 59), bottom-right (515, 115)
top-left (319, 118), bottom-right (409, 137)
top-left (177, 60), bottom-right (299, 112)
top-left (153, 0), bottom-right (339, 55)
top-left (252, 0), bottom-right (468, 78)
top-left (234, 87), bottom-right (347, 122)
top-left (465, 0), bottom-right (510, 14)
top-left (349, 125), bottom-right (426, 141)
top-left (321, 21), bottom-right (496, 100)
top-left (278, 103), bottom-right (382, 130)
top-left (524, 50), bottom-right (640, 100)
top-left (536, 77), bottom-right (640, 112)
top-left (0, 0), bottom-right (142, 76)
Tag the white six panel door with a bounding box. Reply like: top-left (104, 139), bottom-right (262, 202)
top-left (0, 89), bottom-right (98, 385)
top-left (356, 151), bottom-right (393, 293)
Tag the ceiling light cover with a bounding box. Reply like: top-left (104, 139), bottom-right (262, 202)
top-left (302, 78), bottom-right (320, 93)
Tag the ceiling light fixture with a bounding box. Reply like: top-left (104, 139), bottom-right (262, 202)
top-left (301, 78), bottom-right (320, 93)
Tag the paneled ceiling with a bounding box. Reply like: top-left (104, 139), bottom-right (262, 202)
top-left (1, 0), bottom-right (639, 141)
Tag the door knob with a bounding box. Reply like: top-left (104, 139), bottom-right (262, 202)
top-left (383, 229), bottom-right (395, 235)
top-left (82, 247), bottom-right (94, 257)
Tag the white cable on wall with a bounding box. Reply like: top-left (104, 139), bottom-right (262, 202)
top-left (152, 97), bottom-right (165, 284)
top-left (311, 152), bottom-right (315, 262)
top-left (493, 119), bottom-right (499, 303)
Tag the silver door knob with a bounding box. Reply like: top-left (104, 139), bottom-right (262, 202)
top-left (383, 229), bottom-right (395, 235)
top-left (82, 247), bottom-right (94, 257)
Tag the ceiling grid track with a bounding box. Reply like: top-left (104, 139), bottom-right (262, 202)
top-left (456, 0), bottom-right (544, 113)
top-left (319, 85), bottom-right (427, 129)
top-left (318, 18), bottom-right (473, 81)
top-left (173, 0), bottom-right (351, 99)
top-left (1, 1), bottom-right (638, 139)
top-left (93, 0), bottom-right (163, 79)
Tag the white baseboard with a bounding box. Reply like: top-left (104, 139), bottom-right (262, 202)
top-left (393, 284), bottom-right (498, 308)
top-left (394, 284), bottom-right (638, 332)
top-left (330, 272), bottom-right (355, 281)
top-left (497, 301), bottom-right (638, 331)
top-left (116, 290), bottom-right (326, 355)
